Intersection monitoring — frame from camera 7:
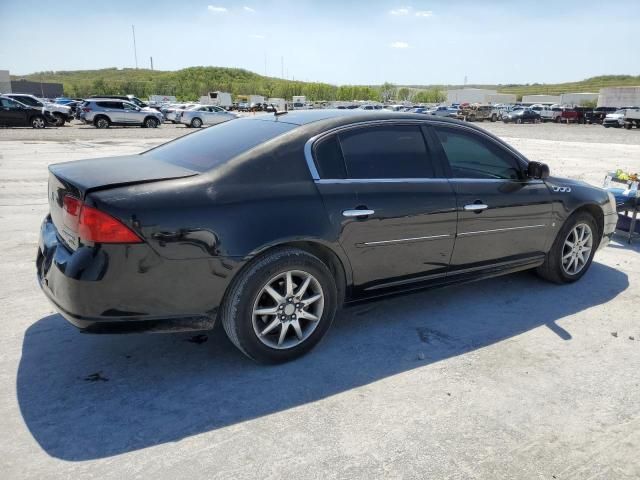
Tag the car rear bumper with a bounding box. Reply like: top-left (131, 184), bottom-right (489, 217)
top-left (37, 215), bottom-right (241, 333)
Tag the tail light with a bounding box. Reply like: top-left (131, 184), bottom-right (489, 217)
top-left (63, 195), bottom-right (142, 244)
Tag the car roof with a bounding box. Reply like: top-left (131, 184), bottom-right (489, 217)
top-left (244, 109), bottom-right (471, 127)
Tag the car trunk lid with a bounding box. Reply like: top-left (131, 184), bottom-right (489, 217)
top-left (48, 155), bottom-right (198, 249)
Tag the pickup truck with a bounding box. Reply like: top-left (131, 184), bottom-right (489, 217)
top-left (586, 107), bottom-right (617, 124)
top-left (539, 106), bottom-right (562, 123)
top-left (455, 104), bottom-right (492, 122)
top-left (557, 107), bottom-right (587, 124)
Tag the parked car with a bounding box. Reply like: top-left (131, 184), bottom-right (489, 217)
top-left (80, 99), bottom-right (163, 128)
top-left (539, 106), bottom-right (562, 123)
top-left (37, 110), bottom-right (617, 363)
top-left (490, 105), bottom-right (511, 122)
top-left (622, 107), bottom-right (640, 129)
top-left (163, 103), bottom-right (198, 123)
top-left (603, 109), bottom-right (627, 128)
top-left (176, 105), bottom-right (238, 128)
top-left (456, 104), bottom-right (492, 122)
top-left (430, 106), bottom-right (458, 118)
top-left (503, 108), bottom-right (541, 124)
top-left (3, 93), bottom-right (72, 126)
top-left (0, 96), bottom-right (52, 128)
top-left (557, 107), bottom-right (587, 124)
top-left (586, 107), bottom-right (618, 124)
top-left (88, 94), bottom-right (147, 108)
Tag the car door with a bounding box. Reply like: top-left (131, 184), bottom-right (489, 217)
top-left (0, 98), bottom-right (26, 126)
top-left (310, 122), bottom-right (458, 296)
top-left (121, 102), bottom-right (141, 124)
top-left (430, 124), bottom-right (553, 275)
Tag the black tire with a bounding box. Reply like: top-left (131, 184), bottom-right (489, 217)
top-left (516, 118), bottom-right (523, 124)
top-left (52, 113), bottom-right (66, 127)
top-left (94, 116), bottom-right (110, 129)
top-left (220, 247), bottom-right (338, 363)
top-left (191, 117), bottom-right (203, 128)
top-left (536, 211), bottom-right (599, 284)
top-left (144, 117), bottom-right (159, 128)
top-left (555, 116), bottom-right (562, 123)
top-left (31, 115), bottom-right (46, 129)
top-left (491, 114), bottom-right (497, 122)
top-left (624, 122), bottom-right (632, 130)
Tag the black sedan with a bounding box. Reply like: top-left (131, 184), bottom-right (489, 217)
top-left (503, 108), bottom-right (541, 124)
top-left (37, 110), bottom-right (617, 363)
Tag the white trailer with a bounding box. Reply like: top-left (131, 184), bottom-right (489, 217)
top-left (248, 95), bottom-right (265, 106)
top-left (267, 98), bottom-right (286, 111)
top-left (200, 91), bottom-right (233, 107)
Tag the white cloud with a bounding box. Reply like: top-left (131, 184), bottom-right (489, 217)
top-left (243, 6), bottom-right (256, 13)
top-left (389, 8), bottom-right (410, 16)
top-left (207, 5), bottom-right (227, 13)
top-left (390, 41), bottom-right (409, 48)
top-left (415, 10), bottom-right (433, 17)
top-left (249, 34), bottom-right (265, 39)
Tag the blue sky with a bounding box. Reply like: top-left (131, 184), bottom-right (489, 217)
top-left (1, 0), bottom-right (638, 85)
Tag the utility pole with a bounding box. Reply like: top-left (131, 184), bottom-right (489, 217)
top-left (264, 52), bottom-right (267, 76)
top-left (150, 56), bottom-right (154, 70)
top-left (132, 25), bottom-right (138, 69)
top-left (281, 56), bottom-right (284, 79)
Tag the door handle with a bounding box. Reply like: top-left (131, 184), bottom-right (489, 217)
top-left (343, 209), bottom-right (375, 218)
top-left (464, 203), bottom-right (488, 212)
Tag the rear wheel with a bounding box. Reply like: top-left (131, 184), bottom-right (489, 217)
top-left (555, 116), bottom-right (562, 123)
top-left (536, 212), bottom-right (599, 284)
top-left (491, 113), bottom-right (497, 122)
top-left (31, 116), bottom-right (46, 129)
top-left (516, 118), bottom-right (523, 124)
top-left (221, 248), bottom-right (338, 363)
top-left (94, 116), bottom-right (110, 129)
top-left (191, 117), bottom-right (203, 128)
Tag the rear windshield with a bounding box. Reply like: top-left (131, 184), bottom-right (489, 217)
top-left (142, 118), bottom-right (297, 172)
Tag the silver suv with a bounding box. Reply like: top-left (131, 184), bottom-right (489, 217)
top-left (80, 99), bottom-right (163, 129)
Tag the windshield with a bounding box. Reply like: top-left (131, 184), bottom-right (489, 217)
top-left (142, 118), bottom-right (297, 172)
top-left (614, 109), bottom-right (626, 115)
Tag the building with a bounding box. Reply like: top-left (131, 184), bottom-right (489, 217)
top-left (559, 92), bottom-right (598, 106)
top-left (597, 87), bottom-right (640, 108)
top-left (10, 79), bottom-right (63, 98)
top-left (446, 88), bottom-right (516, 105)
top-left (486, 93), bottom-right (517, 104)
top-left (521, 94), bottom-right (561, 105)
top-left (447, 88), bottom-right (497, 104)
top-left (0, 70), bottom-right (11, 93)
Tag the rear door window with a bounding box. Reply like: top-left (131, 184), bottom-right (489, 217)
top-left (338, 124), bottom-right (434, 179)
top-left (314, 135), bottom-right (347, 179)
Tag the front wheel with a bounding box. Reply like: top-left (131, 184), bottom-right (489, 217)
top-left (31, 116), bottom-right (46, 129)
top-left (536, 212), bottom-right (599, 284)
top-left (144, 117), bottom-right (159, 128)
top-left (52, 113), bottom-right (66, 127)
top-left (221, 248), bottom-right (338, 363)
top-left (191, 117), bottom-right (203, 128)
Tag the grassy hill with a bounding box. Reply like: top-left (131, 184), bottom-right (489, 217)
top-left (11, 68), bottom-right (640, 102)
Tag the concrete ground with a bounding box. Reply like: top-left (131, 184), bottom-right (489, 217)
top-left (0, 120), bottom-right (639, 479)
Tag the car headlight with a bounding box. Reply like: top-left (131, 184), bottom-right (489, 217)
top-left (607, 191), bottom-right (618, 212)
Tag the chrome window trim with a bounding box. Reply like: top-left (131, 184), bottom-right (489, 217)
top-left (316, 178), bottom-right (449, 184)
top-left (360, 234), bottom-right (451, 247)
top-left (458, 224), bottom-right (546, 237)
top-left (303, 118), bottom-right (532, 182)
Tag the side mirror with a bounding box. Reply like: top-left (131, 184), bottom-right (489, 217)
top-left (527, 161), bottom-right (550, 179)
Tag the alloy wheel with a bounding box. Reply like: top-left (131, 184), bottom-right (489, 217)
top-left (32, 117), bottom-right (45, 128)
top-left (562, 223), bottom-right (593, 275)
top-left (252, 270), bottom-right (324, 349)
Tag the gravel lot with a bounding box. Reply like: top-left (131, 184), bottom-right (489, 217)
top-left (1, 119), bottom-right (639, 479)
